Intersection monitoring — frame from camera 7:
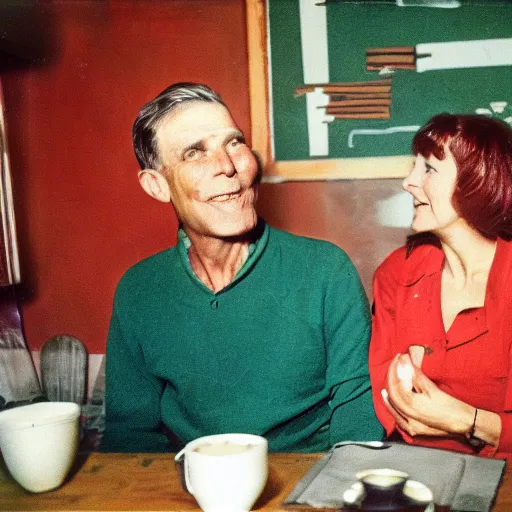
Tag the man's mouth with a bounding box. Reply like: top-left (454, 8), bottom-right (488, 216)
top-left (209, 191), bottom-right (241, 202)
top-left (413, 200), bottom-right (428, 208)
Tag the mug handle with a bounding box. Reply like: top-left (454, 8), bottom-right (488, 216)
top-left (174, 448), bottom-right (193, 495)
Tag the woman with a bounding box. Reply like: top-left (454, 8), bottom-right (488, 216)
top-left (369, 113), bottom-right (512, 458)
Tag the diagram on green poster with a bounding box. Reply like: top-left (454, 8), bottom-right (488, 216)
top-left (267, 0), bottom-right (512, 176)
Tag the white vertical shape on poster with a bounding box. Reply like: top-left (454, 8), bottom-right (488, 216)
top-left (299, 0), bottom-right (329, 157)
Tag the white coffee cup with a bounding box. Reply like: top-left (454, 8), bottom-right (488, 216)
top-left (0, 402), bottom-right (80, 493)
top-left (174, 433), bottom-right (268, 512)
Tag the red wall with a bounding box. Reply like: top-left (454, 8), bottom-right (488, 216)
top-left (2, 1), bottom-right (407, 355)
top-left (2, 0), bottom-right (251, 353)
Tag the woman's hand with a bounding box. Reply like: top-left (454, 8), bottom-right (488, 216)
top-left (384, 354), bottom-right (474, 437)
top-left (381, 388), bottom-right (450, 437)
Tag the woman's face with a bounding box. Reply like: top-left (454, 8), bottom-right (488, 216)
top-left (403, 147), bottom-right (464, 236)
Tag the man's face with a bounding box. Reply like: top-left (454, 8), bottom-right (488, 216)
top-left (156, 101), bottom-right (259, 240)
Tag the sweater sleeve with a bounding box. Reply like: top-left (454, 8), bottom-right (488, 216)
top-left (368, 250), bottom-right (404, 437)
top-left (101, 296), bottom-right (169, 453)
top-left (324, 248), bottom-right (384, 445)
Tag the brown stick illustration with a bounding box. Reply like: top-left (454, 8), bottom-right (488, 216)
top-left (294, 78), bottom-right (392, 97)
top-left (327, 112), bottom-right (391, 120)
top-left (325, 106), bottom-right (390, 114)
top-left (366, 46), bottom-right (417, 71)
top-left (322, 99), bottom-right (392, 107)
top-left (329, 92), bottom-right (392, 100)
top-left (295, 78), bottom-right (393, 120)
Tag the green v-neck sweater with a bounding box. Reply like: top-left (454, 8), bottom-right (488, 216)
top-left (102, 222), bottom-right (382, 452)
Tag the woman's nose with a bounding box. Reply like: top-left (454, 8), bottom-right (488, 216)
top-left (403, 161), bottom-right (422, 191)
top-left (402, 173), bottom-right (416, 192)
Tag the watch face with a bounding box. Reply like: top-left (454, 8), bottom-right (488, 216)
top-left (467, 435), bottom-right (486, 451)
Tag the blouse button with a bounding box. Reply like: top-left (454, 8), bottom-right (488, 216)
top-left (210, 299), bottom-right (219, 310)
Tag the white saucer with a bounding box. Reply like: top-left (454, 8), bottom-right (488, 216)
top-left (342, 478), bottom-right (434, 510)
top-left (403, 479), bottom-right (434, 503)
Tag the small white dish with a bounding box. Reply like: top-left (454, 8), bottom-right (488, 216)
top-left (343, 475), bottom-right (434, 510)
top-left (356, 468), bottom-right (409, 488)
top-left (403, 479), bottom-right (434, 503)
top-left (343, 481), bottom-right (365, 506)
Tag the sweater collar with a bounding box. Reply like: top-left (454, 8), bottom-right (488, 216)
top-left (177, 218), bottom-right (270, 294)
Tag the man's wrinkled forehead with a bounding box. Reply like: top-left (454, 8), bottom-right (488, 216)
top-left (155, 101), bottom-right (240, 160)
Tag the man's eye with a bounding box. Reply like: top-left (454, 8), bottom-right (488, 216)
top-left (183, 149), bottom-right (202, 161)
top-left (228, 137), bottom-right (245, 149)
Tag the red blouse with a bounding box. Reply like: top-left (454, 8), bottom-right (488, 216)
top-left (369, 237), bottom-right (512, 459)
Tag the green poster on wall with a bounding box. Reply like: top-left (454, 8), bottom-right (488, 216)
top-left (268, 0), bottom-right (512, 171)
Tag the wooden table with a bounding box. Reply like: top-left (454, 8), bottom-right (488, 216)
top-left (0, 452), bottom-right (511, 511)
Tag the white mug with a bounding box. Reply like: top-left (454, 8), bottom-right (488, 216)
top-left (174, 433), bottom-right (268, 512)
top-left (0, 402), bottom-right (80, 493)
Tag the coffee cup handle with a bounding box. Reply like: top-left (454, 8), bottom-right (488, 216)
top-left (174, 448), bottom-right (194, 495)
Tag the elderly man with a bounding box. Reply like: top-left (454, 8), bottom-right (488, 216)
top-left (102, 82), bottom-right (382, 452)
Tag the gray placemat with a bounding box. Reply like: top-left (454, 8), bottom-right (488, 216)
top-left (285, 442), bottom-right (506, 512)
top-left (452, 454), bottom-right (506, 512)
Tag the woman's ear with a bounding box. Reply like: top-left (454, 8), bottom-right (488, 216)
top-left (138, 169), bottom-right (171, 203)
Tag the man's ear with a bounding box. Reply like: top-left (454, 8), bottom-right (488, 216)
top-left (138, 169), bottom-right (171, 203)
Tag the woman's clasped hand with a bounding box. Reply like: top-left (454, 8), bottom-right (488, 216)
top-left (382, 353), bottom-right (474, 438)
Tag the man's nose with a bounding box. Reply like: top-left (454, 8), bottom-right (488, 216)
top-left (213, 149), bottom-right (236, 177)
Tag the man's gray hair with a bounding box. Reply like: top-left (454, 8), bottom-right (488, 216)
top-left (132, 82), bottom-right (226, 170)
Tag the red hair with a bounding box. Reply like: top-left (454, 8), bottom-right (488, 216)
top-left (412, 113), bottom-right (512, 240)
